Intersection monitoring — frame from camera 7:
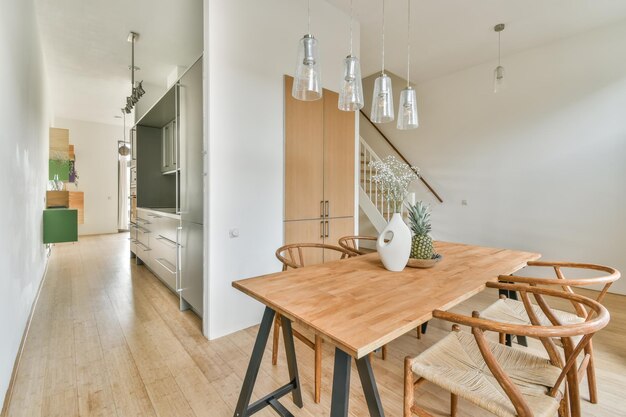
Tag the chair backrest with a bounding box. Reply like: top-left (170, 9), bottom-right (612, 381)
top-left (338, 235), bottom-right (377, 256)
top-left (499, 261), bottom-right (620, 319)
top-left (433, 282), bottom-right (609, 417)
top-left (275, 243), bottom-right (354, 271)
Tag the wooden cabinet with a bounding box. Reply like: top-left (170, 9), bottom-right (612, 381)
top-left (284, 75), bottom-right (356, 264)
top-left (46, 190), bottom-right (84, 224)
top-left (323, 89), bottom-right (355, 219)
top-left (284, 220), bottom-right (324, 265)
top-left (324, 217), bottom-right (355, 261)
top-left (284, 77), bottom-right (324, 221)
top-left (161, 119), bottom-right (177, 174)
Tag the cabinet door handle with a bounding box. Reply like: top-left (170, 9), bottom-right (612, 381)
top-left (155, 258), bottom-right (176, 274)
top-left (320, 201), bottom-right (324, 218)
top-left (156, 235), bottom-right (177, 248)
top-left (325, 220), bottom-right (329, 238)
top-left (320, 221), bottom-right (324, 238)
top-left (325, 201), bottom-right (329, 217)
top-left (176, 226), bottom-right (183, 293)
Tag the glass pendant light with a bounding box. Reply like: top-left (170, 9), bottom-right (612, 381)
top-left (293, 0), bottom-right (322, 101)
top-left (370, 0), bottom-right (394, 123)
top-left (338, 0), bottom-right (364, 111)
top-left (493, 23), bottom-right (505, 93)
top-left (397, 0), bottom-right (418, 130)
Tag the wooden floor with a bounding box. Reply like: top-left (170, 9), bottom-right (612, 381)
top-left (3, 233), bottom-right (626, 417)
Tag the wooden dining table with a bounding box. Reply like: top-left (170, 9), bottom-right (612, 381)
top-left (232, 241), bottom-right (541, 417)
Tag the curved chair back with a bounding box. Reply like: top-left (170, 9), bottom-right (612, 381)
top-left (338, 235), bottom-right (377, 256)
top-left (499, 261), bottom-right (620, 319)
top-left (275, 243), bottom-right (354, 271)
top-left (433, 282), bottom-right (609, 417)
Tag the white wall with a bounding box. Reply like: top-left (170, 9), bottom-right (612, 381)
top-left (361, 20), bottom-right (626, 294)
top-left (0, 0), bottom-right (49, 406)
top-left (55, 118), bottom-right (121, 236)
top-left (205, 0), bottom-right (359, 338)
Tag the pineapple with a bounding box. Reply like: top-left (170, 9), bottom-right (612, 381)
top-left (408, 202), bottom-right (434, 259)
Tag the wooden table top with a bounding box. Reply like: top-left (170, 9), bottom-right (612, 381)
top-left (233, 241), bottom-right (540, 359)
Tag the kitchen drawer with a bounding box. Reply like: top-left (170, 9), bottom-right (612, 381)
top-left (145, 213), bottom-right (179, 243)
top-left (136, 225), bottom-right (151, 246)
top-left (150, 256), bottom-right (177, 292)
top-left (136, 211), bottom-right (152, 226)
top-left (151, 233), bottom-right (177, 267)
top-left (129, 224), bottom-right (138, 255)
top-left (135, 240), bottom-right (151, 263)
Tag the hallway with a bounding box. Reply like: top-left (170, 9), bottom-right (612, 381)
top-left (4, 234), bottom-right (626, 417)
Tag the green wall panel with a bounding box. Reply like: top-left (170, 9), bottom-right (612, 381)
top-left (43, 208), bottom-right (78, 244)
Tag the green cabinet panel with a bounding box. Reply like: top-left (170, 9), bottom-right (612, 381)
top-left (43, 208), bottom-right (78, 244)
top-left (49, 160), bottom-right (70, 181)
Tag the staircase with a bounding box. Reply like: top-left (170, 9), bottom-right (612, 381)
top-left (359, 137), bottom-right (408, 233)
top-left (358, 111), bottom-right (443, 235)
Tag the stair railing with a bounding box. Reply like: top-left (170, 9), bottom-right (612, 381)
top-left (360, 137), bottom-right (404, 222)
top-left (359, 110), bottom-right (443, 203)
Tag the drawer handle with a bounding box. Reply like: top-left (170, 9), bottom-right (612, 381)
top-left (136, 217), bottom-right (151, 225)
top-left (156, 235), bottom-right (177, 248)
top-left (136, 242), bottom-right (151, 251)
top-left (147, 213), bottom-right (162, 218)
top-left (155, 258), bottom-right (176, 274)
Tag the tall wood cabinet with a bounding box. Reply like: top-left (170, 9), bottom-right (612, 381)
top-left (284, 75), bottom-right (355, 264)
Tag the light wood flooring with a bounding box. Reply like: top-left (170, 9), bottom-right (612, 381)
top-left (3, 233), bottom-right (625, 417)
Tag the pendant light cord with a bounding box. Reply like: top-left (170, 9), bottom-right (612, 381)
top-left (349, 0), bottom-right (353, 55)
top-left (122, 110), bottom-right (127, 143)
top-left (498, 30), bottom-right (501, 66)
top-left (406, 0), bottom-right (411, 87)
top-left (381, 0), bottom-right (385, 74)
top-left (307, 0), bottom-right (311, 35)
top-left (130, 36), bottom-right (135, 87)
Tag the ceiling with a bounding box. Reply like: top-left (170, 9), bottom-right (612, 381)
top-left (36, 0), bottom-right (203, 126)
top-left (36, 0), bottom-right (626, 126)
top-left (326, 0), bottom-right (626, 81)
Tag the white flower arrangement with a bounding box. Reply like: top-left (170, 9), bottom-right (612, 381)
top-left (370, 155), bottom-right (419, 213)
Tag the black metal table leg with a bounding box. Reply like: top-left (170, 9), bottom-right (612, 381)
top-left (280, 315), bottom-right (303, 407)
top-left (331, 348), bottom-right (386, 417)
top-left (234, 307), bottom-right (302, 417)
top-left (356, 355), bottom-right (385, 417)
top-left (330, 348), bottom-right (352, 417)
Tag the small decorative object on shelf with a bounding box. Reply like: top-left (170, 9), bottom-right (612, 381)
top-left (370, 156), bottom-right (419, 272)
top-left (51, 174), bottom-right (64, 191)
top-left (407, 201), bottom-right (441, 268)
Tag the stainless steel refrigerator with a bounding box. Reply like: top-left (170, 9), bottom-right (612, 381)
top-left (176, 58), bottom-right (204, 316)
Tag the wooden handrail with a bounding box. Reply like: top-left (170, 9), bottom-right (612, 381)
top-left (359, 109), bottom-right (443, 203)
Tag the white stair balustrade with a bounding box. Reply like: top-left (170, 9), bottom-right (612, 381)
top-left (359, 137), bottom-right (411, 234)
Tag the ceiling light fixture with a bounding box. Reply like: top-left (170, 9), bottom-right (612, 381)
top-left (338, 0), bottom-right (364, 111)
top-left (370, 0), bottom-right (394, 123)
top-left (493, 23), bottom-right (505, 93)
top-left (397, 0), bottom-right (418, 130)
top-left (122, 32), bottom-right (146, 114)
top-left (292, 0), bottom-right (322, 101)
